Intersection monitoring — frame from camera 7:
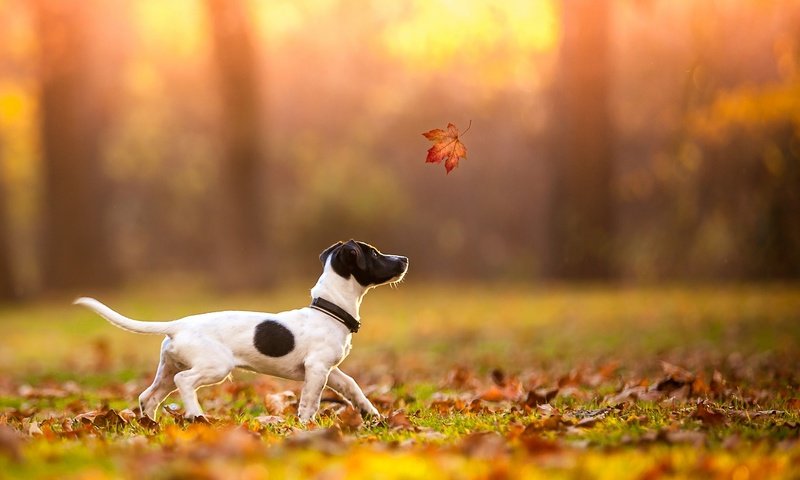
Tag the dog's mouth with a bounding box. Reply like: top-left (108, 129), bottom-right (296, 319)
top-left (388, 272), bottom-right (406, 289)
top-left (387, 260), bottom-right (408, 288)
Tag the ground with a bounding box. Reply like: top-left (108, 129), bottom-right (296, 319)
top-left (0, 282), bottom-right (798, 479)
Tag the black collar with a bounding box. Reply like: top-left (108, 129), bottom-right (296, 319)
top-left (310, 297), bottom-right (360, 333)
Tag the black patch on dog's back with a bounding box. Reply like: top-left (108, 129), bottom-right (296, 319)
top-left (253, 320), bottom-right (295, 357)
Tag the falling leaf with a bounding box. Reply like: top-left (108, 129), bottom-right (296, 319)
top-left (422, 122), bottom-right (469, 173)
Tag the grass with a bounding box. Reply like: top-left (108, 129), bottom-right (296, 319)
top-left (0, 282), bottom-right (799, 478)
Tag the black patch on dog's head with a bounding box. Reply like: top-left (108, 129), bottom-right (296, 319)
top-left (253, 320), bottom-right (295, 357)
top-left (323, 239), bottom-right (408, 287)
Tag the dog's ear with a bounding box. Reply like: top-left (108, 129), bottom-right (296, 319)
top-left (342, 240), bottom-right (367, 270)
top-left (320, 241), bottom-right (344, 265)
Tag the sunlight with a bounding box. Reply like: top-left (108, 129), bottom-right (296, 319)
top-left (134, 0), bottom-right (205, 58)
top-left (381, 0), bottom-right (559, 69)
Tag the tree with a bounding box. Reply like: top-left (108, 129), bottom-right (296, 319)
top-left (0, 166), bottom-right (15, 301)
top-left (547, 0), bottom-right (615, 280)
top-left (34, 0), bottom-right (120, 291)
top-left (205, 0), bottom-right (270, 288)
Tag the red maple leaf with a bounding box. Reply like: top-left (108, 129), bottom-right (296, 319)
top-left (422, 122), bottom-right (470, 174)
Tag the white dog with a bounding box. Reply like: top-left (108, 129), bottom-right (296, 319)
top-left (75, 240), bottom-right (408, 423)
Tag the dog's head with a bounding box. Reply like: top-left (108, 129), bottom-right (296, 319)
top-left (320, 240), bottom-right (408, 287)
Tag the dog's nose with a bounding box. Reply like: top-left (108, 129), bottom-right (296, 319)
top-left (399, 256), bottom-right (409, 268)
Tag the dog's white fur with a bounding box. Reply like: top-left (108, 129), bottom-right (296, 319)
top-left (74, 248), bottom-right (406, 423)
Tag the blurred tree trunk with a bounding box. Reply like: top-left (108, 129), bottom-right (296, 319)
top-left (35, 0), bottom-right (120, 291)
top-left (0, 170), bottom-right (16, 301)
top-left (547, 0), bottom-right (616, 280)
top-left (205, 0), bottom-right (270, 289)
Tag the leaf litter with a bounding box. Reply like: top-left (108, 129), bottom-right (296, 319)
top-left (0, 287), bottom-right (799, 478)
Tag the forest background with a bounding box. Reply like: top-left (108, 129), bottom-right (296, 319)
top-left (0, 0), bottom-right (798, 299)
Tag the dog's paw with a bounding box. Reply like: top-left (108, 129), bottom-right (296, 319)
top-left (360, 406), bottom-right (381, 418)
top-left (360, 409), bottom-right (385, 426)
top-left (297, 413), bottom-right (316, 426)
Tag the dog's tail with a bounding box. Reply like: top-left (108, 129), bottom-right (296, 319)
top-left (73, 297), bottom-right (176, 336)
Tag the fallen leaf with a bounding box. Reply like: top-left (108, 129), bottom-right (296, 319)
top-left (336, 407), bottom-right (363, 432)
top-left (660, 362), bottom-right (696, 383)
top-left (118, 409), bottom-right (137, 423)
top-left (638, 459), bottom-right (674, 480)
top-left (525, 414), bottom-right (565, 432)
top-left (254, 415), bottom-right (284, 426)
top-left (479, 386), bottom-right (507, 402)
top-left (569, 408), bottom-right (610, 428)
top-left (444, 366), bottom-right (479, 389)
top-left (387, 410), bottom-right (414, 430)
top-left (0, 425), bottom-right (23, 461)
top-left (74, 409), bottom-right (127, 429)
top-left (264, 391), bottom-right (296, 415)
top-left (654, 362), bottom-right (696, 395)
top-left (430, 398), bottom-right (467, 414)
top-left (691, 376), bottom-right (710, 396)
top-left (28, 421), bottom-right (42, 436)
top-left (216, 427), bottom-right (262, 457)
top-left (692, 402), bottom-right (726, 426)
top-left (422, 122), bottom-right (469, 173)
top-left (490, 368), bottom-right (506, 386)
top-left (286, 426), bottom-right (345, 455)
top-left (517, 430), bottom-right (561, 455)
top-left (524, 387), bottom-right (559, 407)
top-left (662, 430), bottom-right (706, 446)
top-left (710, 370), bottom-right (726, 395)
top-left (458, 431), bottom-right (507, 459)
top-left (135, 416), bottom-right (160, 430)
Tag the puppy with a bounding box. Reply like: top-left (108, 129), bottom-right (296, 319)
top-left (75, 240), bottom-right (408, 423)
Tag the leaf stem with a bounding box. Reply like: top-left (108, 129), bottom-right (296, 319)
top-left (460, 120), bottom-right (472, 137)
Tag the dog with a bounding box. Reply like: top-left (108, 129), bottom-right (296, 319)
top-left (74, 240), bottom-right (408, 423)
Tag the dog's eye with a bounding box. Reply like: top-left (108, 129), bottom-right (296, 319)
top-left (371, 251), bottom-right (378, 258)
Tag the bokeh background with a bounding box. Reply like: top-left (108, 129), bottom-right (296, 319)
top-left (0, 0), bottom-right (798, 298)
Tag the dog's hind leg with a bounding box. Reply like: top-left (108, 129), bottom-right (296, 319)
top-left (170, 336), bottom-right (235, 420)
top-left (173, 365), bottom-right (231, 420)
top-left (326, 368), bottom-right (380, 418)
top-left (138, 337), bottom-right (179, 420)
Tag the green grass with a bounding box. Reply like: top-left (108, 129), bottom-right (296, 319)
top-left (1, 282), bottom-right (799, 478)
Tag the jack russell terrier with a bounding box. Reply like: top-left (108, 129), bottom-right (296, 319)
top-left (75, 240), bottom-right (408, 423)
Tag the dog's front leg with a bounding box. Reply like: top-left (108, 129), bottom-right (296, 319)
top-left (297, 362), bottom-right (331, 423)
top-left (327, 368), bottom-right (380, 418)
